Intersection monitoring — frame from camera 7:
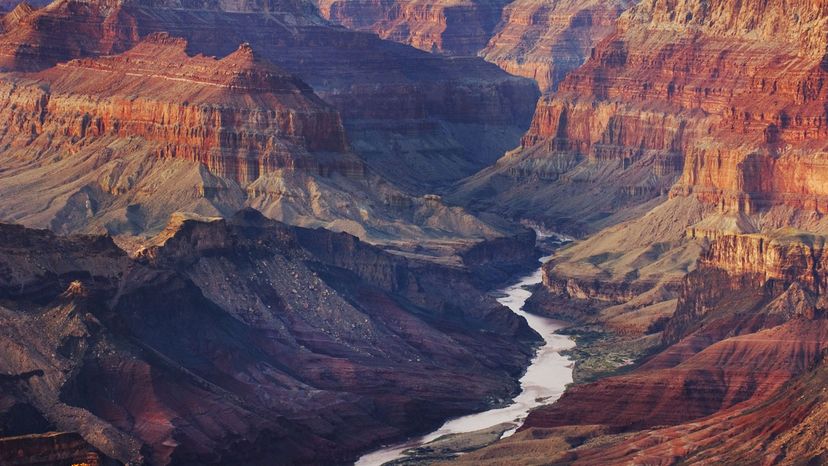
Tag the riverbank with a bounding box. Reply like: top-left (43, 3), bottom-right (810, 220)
top-left (355, 257), bottom-right (575, 465)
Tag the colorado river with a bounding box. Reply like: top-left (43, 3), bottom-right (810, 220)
top-left (355, 255), bottom-right (575, 465)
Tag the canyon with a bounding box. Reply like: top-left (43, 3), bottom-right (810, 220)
top-left (0, 1), bottom-right (540, 248)
top-left (2, 0), bottom-right (828, 464)
top-left (438, 0), bottom-right (828, 464)
top-left (0, 210), bottom-right (540, 465)
top-left (0, 0), bottom-right (540, 191)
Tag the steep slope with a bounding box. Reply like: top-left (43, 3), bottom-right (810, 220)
top-left (314, 0), bottom-right (509, 56)
top-left (448, 230), bottom-right (828, 465)
top-left (452, 0), bottom-right (828, 234)
top-left (452, 0), bottom-right (828, 345)
top-left (0, 0), bottom-right (539, 191)
top-left (481, 0), bottom-right (634, 92)
top-left (0, 32), bottom-right (534, 253)
top-left (313, 0), bottom-right (632, 94)
top-left (0, 210), bottom-right (540, 465)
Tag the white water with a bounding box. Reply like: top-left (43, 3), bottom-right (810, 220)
top-left (355, 257), bottom-right (575, 466)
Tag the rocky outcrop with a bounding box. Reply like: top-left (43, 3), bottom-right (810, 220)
top-left (0, 0), bottom-right (539, 190)
top-left (0, 211), bottom-right (540, 465)
top-left (664, 231), bottom-right (828, 344)
top-left (450, 229), bottom-right (828, 465)
top-left (314, 0), bottom-right (510, 56)
top-left (453, 0), bottom-right (828, 233)
top-left (2, 34), bottom-right (350, 184)
top-left (314, 0), bottom-right (631, 93)
top-left (481, 0), bottom-right (633, 92)
top-left (449, 95), bottom-right (688, 234)
top-left (0, 27), bottom-right (530, 242)
top-left (0, 432), bottom-right (112, 466)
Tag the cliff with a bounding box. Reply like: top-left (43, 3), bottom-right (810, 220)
top-left (448, 230), bottom-right (828, 465)
top-left (0, 0), bottom-right (539, 190)
top-left (446, 2), bottom-right (828, 464)
top-left (453, 0), bottom-right (828, 232)
top-left (0, 211), bottom-right (540, 465)
top-left (2, 34), bottom-right (350, 185)
top-left (0, 27), bottom-right (530, 243)
top-left (314, 0), bottom-right (509, 56)
top-left (481, 0), bottom-right (633, 92)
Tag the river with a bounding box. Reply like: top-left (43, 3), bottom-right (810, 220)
top-left (355, 255), bottom-right (575, 465)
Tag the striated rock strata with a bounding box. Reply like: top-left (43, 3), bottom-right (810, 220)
top-left (3, 33), bottom-right (350, 184)
top-left (0, 31), bottom-right (533, 246)
top-left (449, 230), bottom-right (828, 465)
top-left (314, 0), bottom-right (510, 56)
top-left (0, 0), bottom-right (539, 191)
top-left (0, 210), bottom-right (539, 465)
top-left (453, 0), bottom-right (828, 235)
top-left (481, 0), bottom-right (633, 92)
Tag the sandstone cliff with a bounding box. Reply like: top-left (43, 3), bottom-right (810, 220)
top-left (447, 229), bottom-right (828, 465)
top-left (0, 0), bottom-right (539, 190)
top-left (315, 0), bottom-right (509, 56)
top-left (0, 29), bottom-right (534, 248)
top-left (5, 33), bottom-right (350, 185)
top-left (481, 0), bottom-right (633, 92)
top-left (453, 0), bottom-right (828, 233)
top-left (451, 0), bottom-right (828, 352)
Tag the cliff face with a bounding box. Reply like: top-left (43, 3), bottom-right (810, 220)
top-left (0, 211), bottom-right (539, 465)
top-left (664, 231), bottom-right (828, 344)
top-left (0, 26), bottom-right (530, 242)
top-left (1, 34), bottom-right (350, 185)
top-left (453, 0), bottom-right (828, 232)
top-left (0, 0), bottom-right (539, 190)
top-left (481, 0), bottom-right (633, 92)
top-left (451, 230), bottom-right (828, 465)
top-left (314, 0), bottom-right (631, 93)
top-left (559, 0), bottom-right (828, 215)
top-left (314, 0), bottom-right (509, 56)
top-left (446, 2), bottom-right (828, 464)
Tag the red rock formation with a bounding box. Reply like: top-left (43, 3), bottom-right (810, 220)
top-left (556, 0), bottom-right (828, 214)
top-left (0, 432), bottom-right (109, 466)
top-left (454, 0), bottom-right (828, 232)
top-left (0, 0), bottom-right (539, 189)
top-left (0, 211), bottom-right (540, 465)
top-left (315, 0), bottom-right (509, 56)
top-left (0, 22), bottom-right (531, 240)
top-left (1, 33), bottom-right (351, 184)
top-left (451, 229), bottom-right (828, 465)
top-left (449, 2), bottom-right (828, 463)
top-left (481, 0), bottom-right (633, 92)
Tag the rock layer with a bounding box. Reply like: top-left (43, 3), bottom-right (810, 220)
top-left (449, 230), bottom-right (828, 465)
top-left (314, 0), bottom-right (510, 56)
top-left (4, 33), bottom-right (350, 184)
top-left (0, 211), bottom-right (539, 465)
top-left (453, 0), bottom-right (828, 233)
top-left (0, 0), bottom-right (539, 190)
top-left (481, 0), bottom-right (633, 92)
top-left (0, 28), bottom-right (529, 243)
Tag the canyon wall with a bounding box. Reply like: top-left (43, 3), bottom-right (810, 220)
top-left (451, 229), bottom-right (828, 465)
top-left (315, 0), bottom-right (509, 56)
top-left (314, 0), bottom-right (631, 93)
top-left (0, 0), bottom-right (539, 191)
top-left (0, 0), bottom-right (540, 247)
top-left (447, 3), bottom-right (828, 463)
top-left (1, 34), bottom-right (351, 185)
top-left (451, 0), bottom-right (828, 348)
top-left (453, 0), bottom-right (828, 232)
top-left (481, 0), bottom-right (633, 92)
top-left (0, 211), bottom-right (539, 465)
